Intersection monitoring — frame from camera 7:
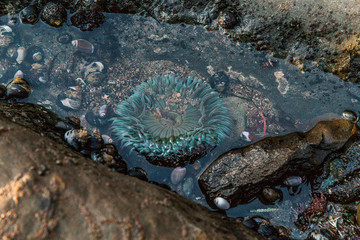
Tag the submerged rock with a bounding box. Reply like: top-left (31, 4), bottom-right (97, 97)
top-left (199, 119), bottom-right (356, 208)
top-left (313, 137), bottom-right (360, 203)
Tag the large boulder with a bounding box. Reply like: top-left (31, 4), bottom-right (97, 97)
top-left (0, 101), bottom-right (263, 239)
top-left (199, 119), bottom-right (356, 208)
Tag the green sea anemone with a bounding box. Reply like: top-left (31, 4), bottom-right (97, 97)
top-left (112, 75), bottom-right (233, 167)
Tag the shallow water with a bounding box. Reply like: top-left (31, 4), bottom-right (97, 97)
top-left (1, 12), bottom-right (359, 239)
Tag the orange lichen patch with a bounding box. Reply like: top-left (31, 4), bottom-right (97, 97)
top-left (0, 173), bottom-right (32, 205)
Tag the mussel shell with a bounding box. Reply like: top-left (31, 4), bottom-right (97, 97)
top-left (128, 167), bottom-right (148, 181)
top-left (86, 72), bottom-right (105, 86)
top-left (85, 104), bottom-right (113, 127)
top-left (19, 5), bottom-right (40, 25)
top-left (84, 61), bottom-right (104, 77)
top-left (56, 86), bottom-right (82, 111)
top-left (86, 132), bottom-right (104, 150)
top-left (6, 77), bottom-right (31, 99)
top-left (259, 187), bottom-right (282, 205)
top-left (209, 72), bottom-right (230, 93)
top-left (342, 109), bottom-right (358, 123)
top-left (64, 129), bottom-right (89, 151)
top-left (0, 85), bottom-right (6, 99)
top-left (55, 117), bottom-right (81, 132)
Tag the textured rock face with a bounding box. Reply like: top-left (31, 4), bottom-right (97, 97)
top-left (199, 119), bottom-right (356, 208)
top-left (2, 0), bottom-right (360, 81)
top-left (0, 102), bottom-right (263, 239)
top-left (314, 137), bottom-right (360, 203)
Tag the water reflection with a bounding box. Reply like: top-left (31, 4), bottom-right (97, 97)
top-left (1, 12), bottom-right (359, 239)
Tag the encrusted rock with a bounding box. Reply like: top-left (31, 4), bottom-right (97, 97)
top-left (0, 101), bottom-right (263, 239)
top-left (313, 137), bottom-right (360, 203)
top-left (199, 119), bottom-right (356, 208)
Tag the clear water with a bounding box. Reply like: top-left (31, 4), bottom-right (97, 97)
top-left (1, 12), bottom-right (360, 239)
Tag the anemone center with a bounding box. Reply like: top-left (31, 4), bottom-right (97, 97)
top-left (154, 108), bottom-right (183, 128)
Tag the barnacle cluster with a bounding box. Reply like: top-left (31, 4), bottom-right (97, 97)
top-left (112, 75), bottom-right (233, 167)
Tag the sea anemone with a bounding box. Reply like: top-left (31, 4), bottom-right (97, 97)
top-left (112, 75), bottom-right (233, 167)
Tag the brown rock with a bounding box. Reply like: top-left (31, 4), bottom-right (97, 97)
top-left (199, 119), bottom-right (356, 208)
top-left (0, 102), bottom-right (263, 239)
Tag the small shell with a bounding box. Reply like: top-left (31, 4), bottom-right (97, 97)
top-left (14, 70), bottom-right (24, 78)
top-left (342, 110), bottom-right (358, 123)
top-left (72, 39), bottom-right (94, 54)
top-left (214, 197), bottom-right (230, 210)
top-left (86, 131), bottom-right (104, 150)
top-left (170, 167), bottom-right (186, 185)
top-left (19, 5), bottom-right (40, 25)
top-left (260, 188), bottom-right (282, 204)
top-left (32, 52), bottom-right (43, 62)
top-left (84, 61), bottom-right (104, 78)
top-left (56, 86), bottom-right (82, 111)
top-left (64, 129), bottom-right (89, 151)
top-left (16, 47), bottom-right (26, 64)
top-left (57, 33), bottom-right (72, 44)
top-left (128, 167), bottom-right (148, 181)
top-left (86, 72), bottom-right (104, 86)
top-left (0, 25), bottom-right (12, 35)
top-left (240, 131), bottom-right (252, 142)
top-left (85, 104), bottom-right (112, 127)
top-left (283, 176), bottom-right (303, 187)
top-left (6, 77), bottom-right (31, 99)
top-left (101, 135), bottom-right (113, 144)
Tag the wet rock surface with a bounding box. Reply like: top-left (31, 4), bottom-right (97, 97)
top-left (0, 101), bottom-right (263, 239)
top-left (199, 119), bottom-right (356, 207)
top-left (1, 0), bottom-right (360, 80)
top-left (313, 137), bottom-right (360, 203)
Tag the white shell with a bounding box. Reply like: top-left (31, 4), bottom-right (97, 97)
top-left (13, 70), bottom-right (24, 78)
top-left (101, 135), bottom-right (113, 144)
top-left (170, 167), bottom-right (186, 185)
top-left (0, 25), bottom-right (12, 35)
top-left (214, 197), bottom-right (230, 210)
top-left (16, 47), bottom-right (26, 64)
top-left (84, 61), bottom-right (104, 78)
top-left (240, 131), bottom-right (251, 142)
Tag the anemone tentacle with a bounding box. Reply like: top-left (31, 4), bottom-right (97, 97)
top-left (112, 75), bottom-right (233, 167)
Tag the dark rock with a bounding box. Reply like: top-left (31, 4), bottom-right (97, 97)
top-left (70, 8), bottom-right (105, 31)
top-left (0, 101), bottom-right (263, 239)
top-left (40, 1), bottom-right (67, 27)
top-left (199, 119), bottom-right (356, 207)
top-left (313, 137), bottom-right (360, 203)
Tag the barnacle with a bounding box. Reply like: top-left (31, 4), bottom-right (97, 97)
top-left (112, 75), bottom-right (233, 167)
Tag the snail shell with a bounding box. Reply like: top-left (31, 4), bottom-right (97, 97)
top-left (19, 5), bottom-right (40, 25)
top-left (72, 39), bottom-right (94, 54)
top-left (170, 167), bottom-right (186, 185)
top-left (342, 110), bottom-right (358, 123)
top-left (283, 176), bottom-right (303, 187)
top-left (16, 47), bottom-right (26, 64)
top-left (214, 197), bottom-right (230, 210)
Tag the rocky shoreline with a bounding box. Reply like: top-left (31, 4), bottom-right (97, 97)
top-left (0, 101), bottom-right (264, 239)
top-left (2, 0), bottom-right (360, 81)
